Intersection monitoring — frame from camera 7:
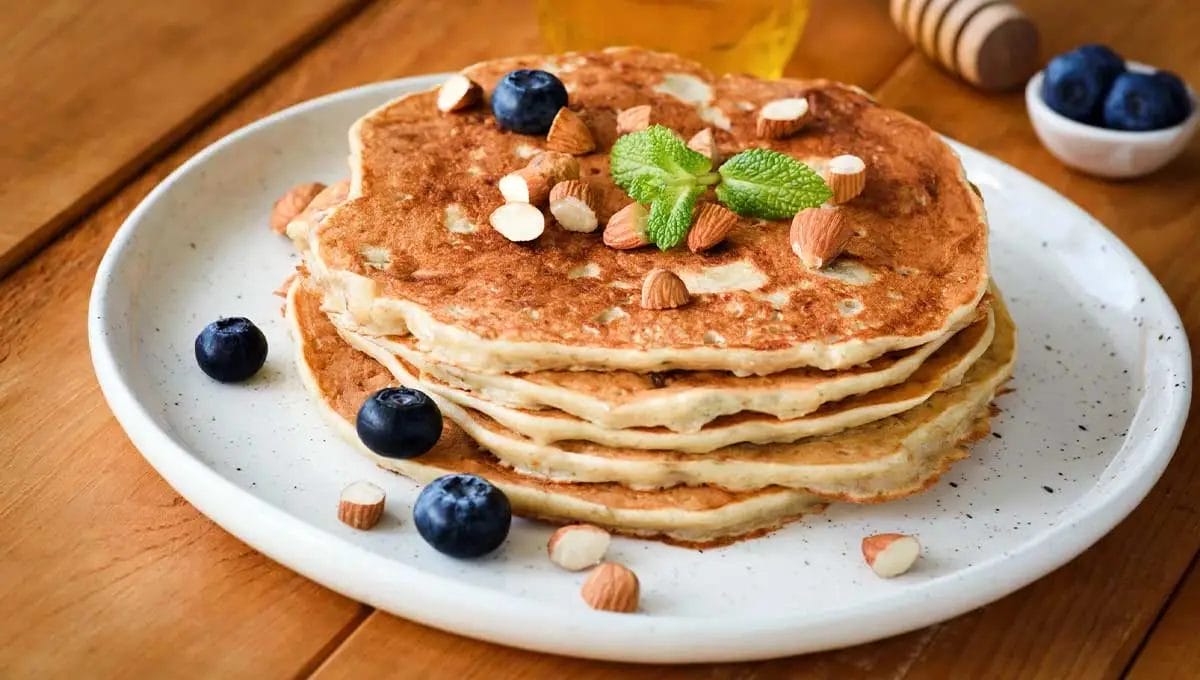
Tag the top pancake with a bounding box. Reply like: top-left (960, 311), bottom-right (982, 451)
top-left (303, 48), bottom-right (988, 374)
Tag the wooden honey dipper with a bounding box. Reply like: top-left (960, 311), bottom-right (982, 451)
top-left (890, 0), bottom-right (1040, 91)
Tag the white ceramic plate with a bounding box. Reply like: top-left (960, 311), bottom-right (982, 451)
top-left (89, 77), bottom-right (1191, 663)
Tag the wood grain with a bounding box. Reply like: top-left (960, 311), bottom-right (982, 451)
top-left (2, 0), bottom-right (1198, 676)
top-left (1126, 557), bottom-right (1200, 680)
top-left (0, 0), bottom-right (366, 278)
top-left (312, 612), bottom-right (939, 679)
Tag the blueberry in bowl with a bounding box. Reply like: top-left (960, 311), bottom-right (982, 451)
top-left (356, 387), bottom-right (443, 459)
top-left (1040, 45), bottom-right (1125, 123)
top-left (491, 69), bottom-right (568, 135)
top-left (414, 474), bottom-right (512, 558)
top-left (194, 317), bottom-right (268, 383)
top-left (1103, 71), bottom-right (1185, 131)
top-left (1026, 45), bottom-right (1197, 179)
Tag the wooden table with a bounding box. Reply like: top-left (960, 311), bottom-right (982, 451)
top-left (1, 1), bottom-right (1197, 676)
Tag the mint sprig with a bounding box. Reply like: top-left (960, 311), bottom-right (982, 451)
top-left (609, 126), bottom-right (831, 248)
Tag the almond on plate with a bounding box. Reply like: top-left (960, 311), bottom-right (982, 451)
top-left (641, 269), bottom-right (690, 310)
top-left (790, 206), bottom-right (852, 269)
top-left (603, 203), bottom-right (651, 250)
top-left (436, 74), bottom-right (482, 113)
top-left (547, 524), bottom-right (611, 570)
top-left (546, 108), bottom-right (596, 155)
top-left (826, 154), bottom-right (867, 203)
top-left (489, 202), bottom-right (546, 242)
top-left (549, 180), bottom-right (600, 233)
top-left (617, 105), bottom-right (652, 134)
top-left (687, 202), bottom-right (738, 253)
top-left (581, 562), bottom-right (640, 613)
top-left (270, 182), bottom-right (326, 234)
top-left (861, 533), bottom-right (921, 577)
top-left (756, 97), bottom-right (811, 139)
top-left (337, 480), bottom-right (386, 530)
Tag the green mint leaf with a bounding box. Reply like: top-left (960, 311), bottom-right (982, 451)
top-left (646, 184), bottom-right (703, 250)
top-left (715, 148), bottom-right (832, 219)
top-left (610, 125), bottom-right (712, 203)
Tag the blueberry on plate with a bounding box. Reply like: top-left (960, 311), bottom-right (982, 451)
top-left (356, 387), bottom-right (443, 459)
top-left (1103, 71), bottom-right (1180, 131)
top-left (414, 474), bottom-right (512, 558)
top-left (1151, 70), bottom-right (1192, 126)
top-left (194, 317), bottom-right (268, 383)
top-left (1041, 47), bottom-right (1123, 123)
top-left (491, 69), bottom-right (569, 135)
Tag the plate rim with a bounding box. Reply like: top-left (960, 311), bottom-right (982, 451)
top-left (87, 76), bottom-right (1192, 663)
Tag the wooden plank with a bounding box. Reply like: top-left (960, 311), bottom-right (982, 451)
top-left (312, 612), bottom-right (938, 679)
top-left (859, 1), bottom-right (1200, 676)
top-left (0, 0), bottom-right (540, 675)
top-left (1127, 557), bottom-right (1200, 680)
top-left (0, 0), bottom-right (366, 278)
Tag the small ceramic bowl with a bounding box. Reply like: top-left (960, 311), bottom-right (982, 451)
top-left (1026, 62), bottom-right (1198, 179)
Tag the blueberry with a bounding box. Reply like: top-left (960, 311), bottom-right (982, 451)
top-left (1041, 47), bottom-right (1123, 123)
top-left (1151, 70), bottom-right (1192, 126)
top-left (490, 69), bottom-right (568, 135)
top-left (194, 317), bottom-right (267, 382)
top-left (356, 387), bottom-right (442, 459)
top-left (414, 474), bottom-right (511, 558)
top-left (1103, 72), bottom-right (1180, 131)
top-left (1074, 44), bottom-right (1125, 84)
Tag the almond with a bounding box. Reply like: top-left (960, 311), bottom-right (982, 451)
top-left (499, 167), bottom-right (552, 205)
top-left (826, 154), bottom-right (867, 204)
top-left (686, 127), bottom-right (719, 163)
top-left (790, 206), bottom-right (852, 269)
top-left (436, 74), bottom-right (482, 113)
top-left (489, 202), bottom-right (545, 242)
top-left (861, 533), bottom-right (921, 578)
top-left (616, 105), bottom-right (652, 134)
top-left (581, 562), bottom-right (639, 613)
top-left (529, 150), bottom-right (581, 182)
top-left (285, 179), bottom-right (350, 242)
top-left (641, 269), bottom-right (690, 310)
top-left (337, 481), bottom-right (385, 530)
top-left (687, 202), bottom-right (738, 253)
top-left (270, 182), bottom-right (325, 234)
top-left (547, 524), bottom-right (611, 571)
top-left (756, 97), bottom-right (811, 139)
top-left (546, 108), bottom-right (596, 155)
top-left (549, 180), bottom-right (600, 233)
top-left (603, 203), bottom-right (650, 250)
top-left (308, 179), bottom-right (350, 212)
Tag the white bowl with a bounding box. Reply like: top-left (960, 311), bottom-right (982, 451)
top-left (1026, 62), bottom-right (1198, 179)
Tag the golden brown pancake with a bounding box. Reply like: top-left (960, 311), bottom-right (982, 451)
top-left (295, 48), bottom-right (988, 374)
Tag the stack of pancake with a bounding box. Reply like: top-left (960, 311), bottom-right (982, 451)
top-left (282, 48), bottom-right (1016, 546)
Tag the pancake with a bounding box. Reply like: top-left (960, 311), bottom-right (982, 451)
top-left (287, 277), bottom-right (824, 545)
top-left (353, 309), bottom-right (994, 452)
top-left (295, 47), bottom-right (988, 375)
top-left (365, 301), bottom-right (984, 433)
top-left (333, 281), bottom-right (1016, 497)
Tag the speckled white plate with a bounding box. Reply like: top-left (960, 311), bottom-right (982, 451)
top-left (89, 76), bottom-right (1191, 663)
